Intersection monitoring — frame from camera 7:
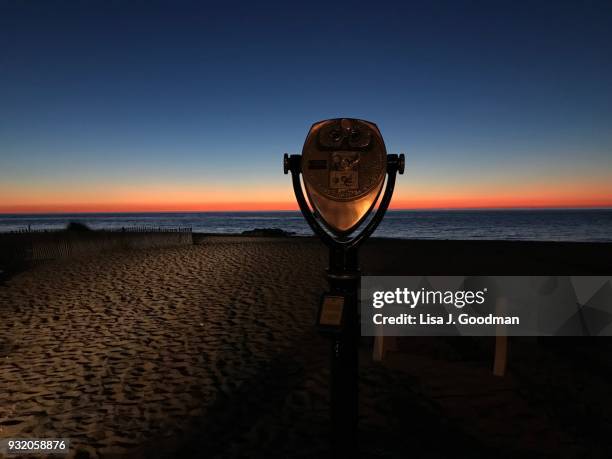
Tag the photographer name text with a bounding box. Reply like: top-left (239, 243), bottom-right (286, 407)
top-left (371, 288), bottom-right (519, 326)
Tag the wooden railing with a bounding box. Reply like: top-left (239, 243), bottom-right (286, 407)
top-left (0, 227), bottom-right (193, 267)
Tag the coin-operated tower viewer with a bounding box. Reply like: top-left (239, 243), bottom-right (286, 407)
top-left (283, 118), bottom-right (405, 456)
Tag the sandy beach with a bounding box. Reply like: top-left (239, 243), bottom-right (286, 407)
top-left (1, 236), bottom-right (612, 458)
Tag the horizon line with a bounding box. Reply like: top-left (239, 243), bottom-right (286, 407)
top-left (1, 204), bottom-right (612, 215)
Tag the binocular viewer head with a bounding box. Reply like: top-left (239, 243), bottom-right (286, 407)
top-left (284, 118), bottom-right (404, 241)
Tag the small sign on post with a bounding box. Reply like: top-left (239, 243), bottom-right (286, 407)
top-left (318, 294), bottom-right (345, 332)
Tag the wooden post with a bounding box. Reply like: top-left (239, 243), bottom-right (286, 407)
top-left (493, 297), bottom-right (508, 377)
top-left (373, 335), bottom-right (398, 362)
top-left (373, 335), bottom-right (385, 362)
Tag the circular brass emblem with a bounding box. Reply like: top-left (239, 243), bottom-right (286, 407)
top-left (301, 119), bottom-right (387, 202)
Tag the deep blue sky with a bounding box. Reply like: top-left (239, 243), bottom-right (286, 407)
top-left (1, 0), bottom-right (611, 211)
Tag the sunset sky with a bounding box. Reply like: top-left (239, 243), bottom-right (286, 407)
top-left (1, 1), bottom-right (611, 213)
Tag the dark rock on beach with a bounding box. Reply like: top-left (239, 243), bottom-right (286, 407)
top-left (240, 227), bottom-right (295, 237)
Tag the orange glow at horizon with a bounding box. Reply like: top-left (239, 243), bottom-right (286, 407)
top-left (2, 176), bottom-right (612, 213)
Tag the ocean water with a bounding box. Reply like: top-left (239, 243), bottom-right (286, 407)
top-left (1, 210), bottom-right (611, 242)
